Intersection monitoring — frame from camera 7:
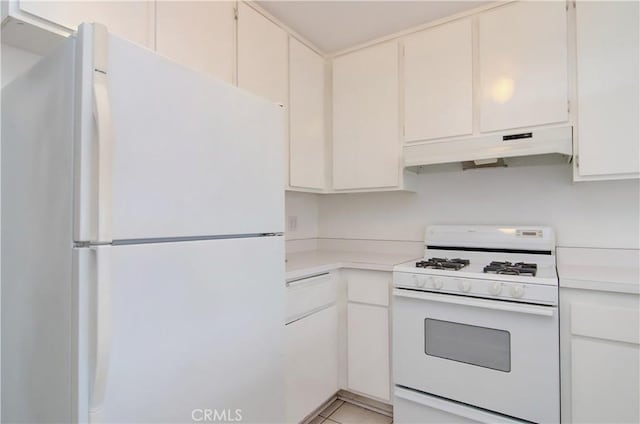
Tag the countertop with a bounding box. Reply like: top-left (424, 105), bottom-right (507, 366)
top-left (557, 247), bottom-right (640, 294)
top-left (287, 247), bottom-right (640, 294)
top-left (285, 250), bottom-right (420, 281)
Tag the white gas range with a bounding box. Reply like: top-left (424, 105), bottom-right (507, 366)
top-left (393, 225), bottom-right (560, 424)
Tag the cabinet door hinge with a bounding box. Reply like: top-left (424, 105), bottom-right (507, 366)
top-left (233, 7), bottom-right (238, 20)
top-left (568, 100), bottom-right (571, 113)
top-left (575, 155), bottom-right (579, 167)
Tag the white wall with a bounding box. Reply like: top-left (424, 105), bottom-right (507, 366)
top-left (285, 191), bottom-right (319, 240)
top-left (317, 163), bottom-right (640, 249)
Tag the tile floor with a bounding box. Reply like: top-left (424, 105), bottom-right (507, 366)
top-left (309, 400), bottom-right (393, 424)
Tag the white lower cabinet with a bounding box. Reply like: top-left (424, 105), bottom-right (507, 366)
top-left (285, 268), bottom-right (395, 421)
top-left (286, 305), bottom-right (339, 423)
top-left (560, 288), bottom-right (640, 423)
top-left (345, 270), bottom-right (391, 402)
top-left (347, 303), bottom-right (390, 402)
top-left (286, 273), bottom-right (338, 424)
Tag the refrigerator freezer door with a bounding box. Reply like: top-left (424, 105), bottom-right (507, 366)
top-left (81, 236), bottom-right (285, 423)
top-left (74, 24), bottom-right (285, 243)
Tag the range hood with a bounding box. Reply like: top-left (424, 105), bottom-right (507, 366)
top-left (403, 126), bottom-right (573, 169)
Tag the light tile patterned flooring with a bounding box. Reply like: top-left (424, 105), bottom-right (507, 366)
top-left (309, 400), bottom-right (393, 424)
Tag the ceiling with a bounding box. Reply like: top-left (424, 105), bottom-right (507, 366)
top-left (256, 1), bottom-right (489, 54)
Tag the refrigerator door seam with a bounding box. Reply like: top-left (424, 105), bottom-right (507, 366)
top-left (111, 233), bottom-right (284, 246)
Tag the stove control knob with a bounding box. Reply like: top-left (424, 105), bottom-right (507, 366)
top-left (509, 284), bottom-right (525, 298)
top-left (489, 282), bottom-right (503, 296)
top-left (458, 280), bottom-right (471, 293)
top-left (431, 277), bottom-right (443, 290)
top-left (411, 274), bottom-right (419, 286)
top-left (417, 276), bottom-right (427, 288)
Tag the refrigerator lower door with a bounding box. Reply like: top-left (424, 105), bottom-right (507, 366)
top-left (74, 23), bottom-right (285, 243)
top-left (78, 236), bottom-right (285, 423)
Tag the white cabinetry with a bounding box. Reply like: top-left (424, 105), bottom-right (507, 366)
top-left (403, 18), bottom-right (473, 142)
top-left (478, 1), bottom-right (568, 132)
top-left (560, 288), bottom-right (640, 423)
top-left (574, 0), bottom-right (639, 180)
top-left (289, 38), bottom-right (326, 190)
top-left (12, 0), bottom-right (154, 48)
top-left (286, 273), bottom-right (338, 423)
top-left (332, 42), bottom-right (402, 191)
top-left (287, 305), bottom-right (338, 423)
top-left (237, 2), bottom-right (288, 106)
top-left (345, 270), bottom-right (391, 402)
top-left (155, 1), bottom-right (234, 83)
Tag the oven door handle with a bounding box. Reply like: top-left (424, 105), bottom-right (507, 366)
top-left (393, 289), bottom-right (554, 317)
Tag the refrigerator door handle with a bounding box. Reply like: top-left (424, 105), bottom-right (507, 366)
top-left (91, 23), bottom-right (114, 243)
top-left (89, 246), bottom-right (112, 418)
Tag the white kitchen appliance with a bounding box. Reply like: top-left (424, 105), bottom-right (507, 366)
top-left (393, 225), bottom-right (560, 423)
top-left (2, 23), bottom-right (285, 423)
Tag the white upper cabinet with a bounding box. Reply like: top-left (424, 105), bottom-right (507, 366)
top-left (289, 38), bottom-right (326, 190)
top-left (478, 1), bottom-right (568, 133)
top-left (237, 2), bottom-right (288, 106)
top-left (17, 0), bottom-right (154, 48)
top-left (155, 1), bottom-right (234, 84)
top-left (332, 41), bottom-right (400, 190)
top-left (403, 18), bottom-right (473, 142)
top-left (574, 0), bottom-right (639, 180)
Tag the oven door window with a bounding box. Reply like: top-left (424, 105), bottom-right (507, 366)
top-left (424, 318), bottom-right (511, 372)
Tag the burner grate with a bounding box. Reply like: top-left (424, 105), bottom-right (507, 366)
top-left (416, 258), bottom-right (470, 271)
top-left (483, 261), bottom-right (537, 277)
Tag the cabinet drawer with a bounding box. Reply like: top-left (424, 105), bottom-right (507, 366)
top-left (571, 303), bottom-right (639, 344)
top-left (347, 270), bottom-right (390, 306)
top-left (286, 273), bottom-right (336, 322)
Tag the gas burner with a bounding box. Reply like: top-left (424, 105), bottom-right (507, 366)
top-left (416, 258), bottom-right (470, 271)
top-left (483, 261), bottom-right (538, 277)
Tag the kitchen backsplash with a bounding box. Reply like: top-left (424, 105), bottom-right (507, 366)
top-left (287, 161), bottom-right (640, 249)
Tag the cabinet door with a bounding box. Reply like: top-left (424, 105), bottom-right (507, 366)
top-left (289, 38), bottom-right (325, 190)
top-left (571, 339), bottom-right (639, 423)
top-left (333, 42), bottom-right (400, 190)
top-left (478, 1), bottom-right (568, 132)
top-left (560, 288), bottom-right (640, 424)
top-left (404, 18), bottom-right (473, 142)
top-left (286, 305), bottom-right (338, 423)
top-left (347, 303), bottom-right (390, 401)
top-left (19, 0), bottom-right (154, 48)
top-left (237, 2), bottom-right (288, 106)
top-left (156, 1), bottom-right (234, 83)
top-left (575, 1), bottom-right (639, 179)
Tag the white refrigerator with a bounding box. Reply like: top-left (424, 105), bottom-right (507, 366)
top-left (2, 23), bottom-right (286, 423)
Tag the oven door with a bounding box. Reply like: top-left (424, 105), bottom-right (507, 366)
top-left (393, 288), bottom-right (559, 423)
